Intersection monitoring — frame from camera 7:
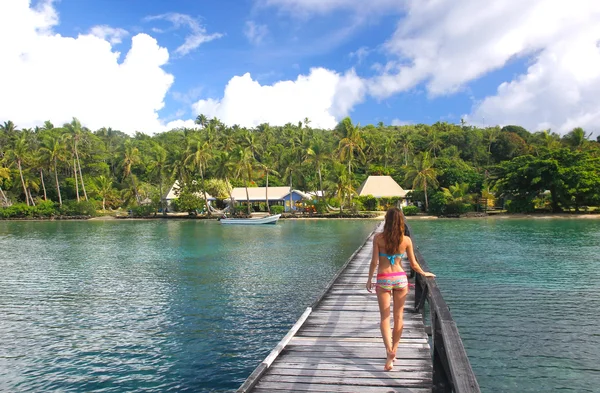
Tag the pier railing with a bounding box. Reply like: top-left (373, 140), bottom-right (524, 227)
top-left (410, 225), bottom-right (481, 393)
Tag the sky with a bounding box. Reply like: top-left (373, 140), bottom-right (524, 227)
top-left (1, 0), bottom-right (599, 135)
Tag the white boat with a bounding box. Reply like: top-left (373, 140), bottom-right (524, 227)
top-left (219, 214), bottom-right (281, 225)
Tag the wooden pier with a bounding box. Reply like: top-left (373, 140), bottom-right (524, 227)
top-left (238, 222), bottom-right (480, 393)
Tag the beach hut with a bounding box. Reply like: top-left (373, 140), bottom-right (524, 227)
top-left (165, 180), bottom-right (215, 208)
top-left (357, 175), bottom-right (411, 207)
top-left (227, 186), bottom-right (311, 212)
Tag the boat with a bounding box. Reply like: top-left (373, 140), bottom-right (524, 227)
top-left (219, 214), bottom-right (281, 225)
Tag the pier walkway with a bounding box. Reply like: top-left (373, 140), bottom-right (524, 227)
top-left (238, 222), bottom-right (480, 393)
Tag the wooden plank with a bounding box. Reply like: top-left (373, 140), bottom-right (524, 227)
top-left (259, 374), bottom-right (431, 387)
top-left (266, 368), bottom-right (432, 380)
top-left (270, 362), bottom-right (432, 372)
top-left (253, 384), bottom-right (431, 393)
top-left (274, 355), bottom-right (432, 367)
top-left (441, 320), bottom-right (481, 393)
top-left (290, 334), bottom-right (427, 346)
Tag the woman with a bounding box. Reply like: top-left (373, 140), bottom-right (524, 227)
top-left (366, 207), bottom-right (435, 371)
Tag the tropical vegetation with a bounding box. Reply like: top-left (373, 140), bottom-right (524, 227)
top-left (1, 117), bottom-right (599, 218)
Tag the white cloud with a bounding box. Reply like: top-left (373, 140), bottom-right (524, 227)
top-left (366, 0), bottom-right (600, 133)
top-left (0, 0), bottom-right (174, 135)
top-left (471, 24), bottom-right (600, 133)
top-left (349, 46), bottom-right (369, 64)
top-left (244, 21), bottom-right (268, 45)
top-left (165, 119), bottom-right (200, 130)
top-left (89, 25), bottom-right (129, 44)
top-left (192, 68), bottom-right (366, 129)
top-left (391, 119), bottom-right (411, 126)
top-left (145, 13), bottom-right (222, 56)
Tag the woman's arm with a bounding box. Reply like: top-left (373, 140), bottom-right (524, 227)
top-left (406, 237), bottom-right (436, 277)
top-left (366, 235), bottom-right (380, 292)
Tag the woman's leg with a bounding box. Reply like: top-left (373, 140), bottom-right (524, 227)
top-left (376, 288), bottom-right (394, 370)
top-left (391, 286), bottom-right (409, 356)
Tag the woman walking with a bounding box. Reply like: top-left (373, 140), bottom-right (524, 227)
top-left (366, 208), bottom-right (435, 370)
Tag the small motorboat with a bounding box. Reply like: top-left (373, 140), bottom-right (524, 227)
top-left (219, 214), bottom-right (281, 225)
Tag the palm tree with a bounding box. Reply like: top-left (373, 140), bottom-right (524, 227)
top-left (405, 152), bottom-right (438, 212)
top-left (304, 138), bottom-right (329, 202)
top-left (563, 127), bottom-right (591, 149)
top-left (328, 161), bottom-right (355, 213)
top-left (213, 151), bottom-right (235, 210)
top-left (65, 118), bottom-right (88, 201)
top-left (381, 135), bottom-right (396, 169)
top-left (233, 147), bottom-right (255, 215)
top-left (147, 144), bottom-right (168, 214)
top-left (7, 135), bottom-right (31, 205)
top-left (40, 135), bottom-right (67, 206)
top-left (23, 172), bottom-right (40, 206)
top-left (427, 128), bottom-right (443, 158)
top-left (256, 152), bottom-right (279, 213)
top-left (442, 182), bottom-right (472, 203)
top-left (0, 166), bottom-right (11, 206)
top-left (398, 131), bottom-right (414, 166)
top-left (93, 175), bottom-right (114, 212)
top-left (195, 114), bottom-right (208, 128)
top-left (121, 140), bottom-right (141, 204)
top-left (0, 121), bottom-right (18, 158)
top-left (337, 117), bottom-right (365, 176)
top-left (185, 139), bottom-right (213, 216)
top-left (31, 152), bottom-right (48, 201)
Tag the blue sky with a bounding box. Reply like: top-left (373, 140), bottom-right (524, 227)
top-left (1, 0), bottom-right (599, 134)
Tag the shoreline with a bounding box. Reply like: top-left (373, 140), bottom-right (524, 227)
top-left (3, 212), bottom-right (600, 222)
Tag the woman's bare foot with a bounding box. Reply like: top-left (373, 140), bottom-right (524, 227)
top-left (384, 351), bottom-right (395, 371)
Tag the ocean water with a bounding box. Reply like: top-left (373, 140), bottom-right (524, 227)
top-left (409, 218), bottom-right (600, 393)
top-left (0, 219), bottom-right (378, 392)
top-left (2, 218), bottom-right (599, 392)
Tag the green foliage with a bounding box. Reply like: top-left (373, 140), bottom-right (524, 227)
top-left (445, 202), bottom-right (474, 215)
top-left (378, 197), bottom-right (402, 210)
top-left (350, 198), bottom-right (365, 213)
top-left (0, 203), bottom-right (35, 218)
top-left (428, 192), bottom-right (452, 216)
top-left (435, 158), bottom-right (484, 193)
top-left (402, 205), bottom-right (420, 216)
top-left (204, 178), bottom-right (231, 199)
top-left (358, 195), bottom-right (379, 211)
top-left (171, 192), bottom-right (205, 213)
top-left (270, 205), bottom-right (284, 214)
top-left (505, 199), bottom-right (535, 213)
top-left (35, 200), bottom-right (57, 217)
top-left (131, 205), bottom-right (155, 217)
top-left (60, 200), bottom-right (98, 217)
top-left (1, 115), bottom-right (599, 215)
top-left (314, 201), bottom-right (328, 214)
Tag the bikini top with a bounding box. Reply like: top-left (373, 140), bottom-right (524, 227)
top-left (379, 252), bottom-right (406, 266)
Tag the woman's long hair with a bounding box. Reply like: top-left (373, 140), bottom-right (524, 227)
top-left (382, 207), bottom-right (404, 253)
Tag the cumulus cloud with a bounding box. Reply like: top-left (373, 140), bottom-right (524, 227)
top-left (89, 25), bottom-right (129, 44)
top-left (145, 13), bottom-right (222, 55)
top-left (244, 21), bottom-right (268, 45)
top-left (192, 68), bottom-right (366, 129)
top-left (366, 0), bottom-right (600, 133)
top-left (0, 0), bottom-right (174, 134)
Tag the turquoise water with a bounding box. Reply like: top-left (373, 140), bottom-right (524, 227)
top-left (0, 220), bottom-right (378, 392)
top-left (2, 219), bottom-right (600, 392)
top-left (409, 218), bottom-right (600, 393)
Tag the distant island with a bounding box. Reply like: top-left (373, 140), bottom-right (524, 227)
top-left (1, 116), bottom-right (599, 219)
